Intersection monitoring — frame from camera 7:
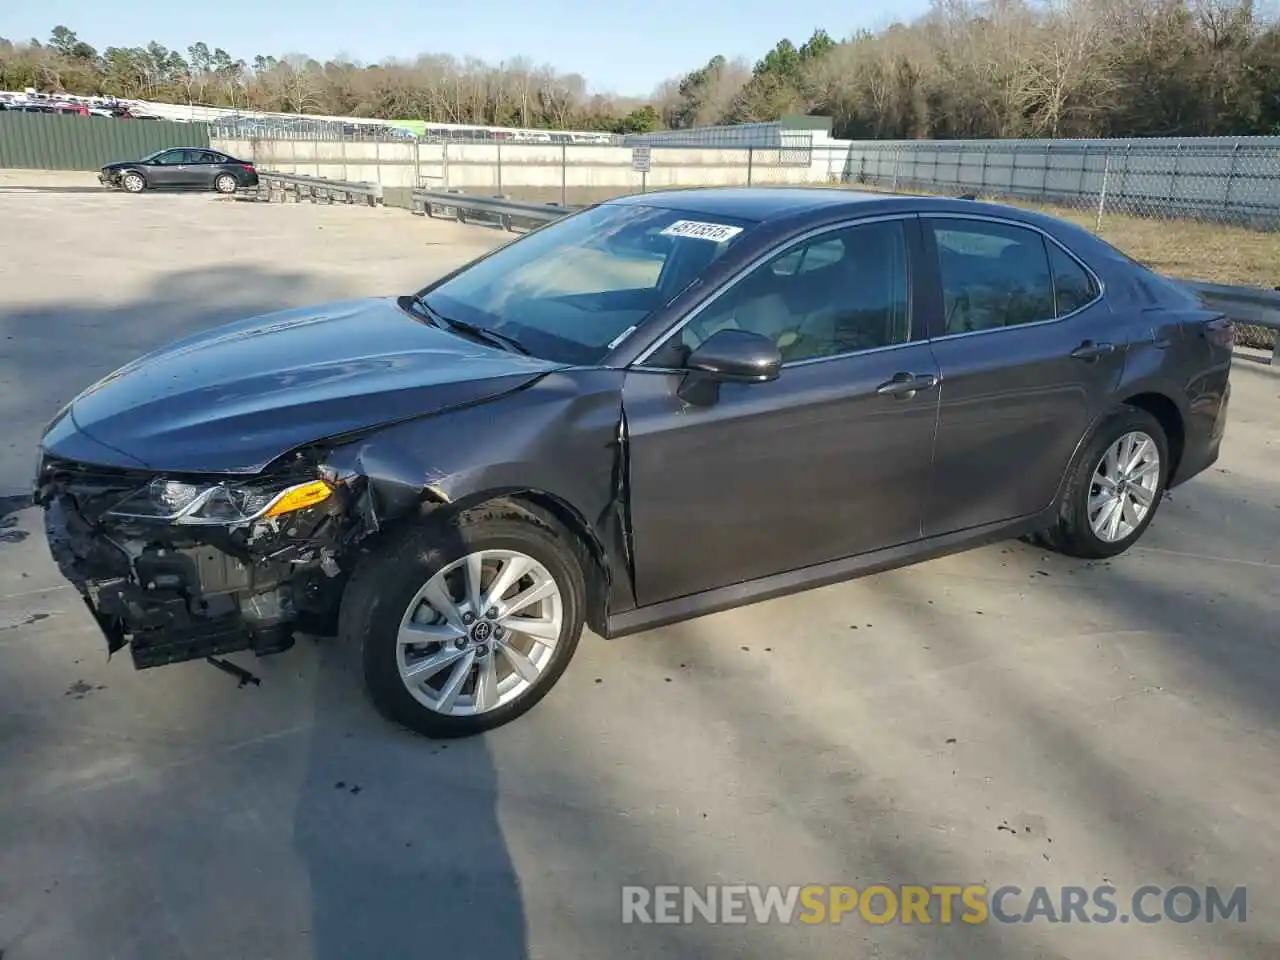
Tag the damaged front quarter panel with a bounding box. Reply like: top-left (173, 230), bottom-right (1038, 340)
top-left (320, 368), bottom-right (636, 632)
top-left (35, 366), bottom-right (636, 671)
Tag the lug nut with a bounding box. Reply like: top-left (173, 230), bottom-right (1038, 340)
top-left (486, 607), bottom-right (498, 618)
top-left (454, 637), bottom-right (467, 649)
top-left (476, 644), bottom-right (489, 656)
top-left (462, 612), bottom-right (475, 625)
top-left (493, 626), bottom-right (505, 639)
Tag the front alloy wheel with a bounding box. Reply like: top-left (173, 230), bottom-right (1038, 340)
top-left (397, 550), bottom-right (564, 717)
top-left (342, 504), bottom-right (587, 738)
top-left (122, 172), bottom-right (146, 193)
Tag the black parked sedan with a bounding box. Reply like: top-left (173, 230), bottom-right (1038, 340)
top-left (34, 188), bottom-right (1233, 738)
top-left (99, 147), bottom-right (259, 194)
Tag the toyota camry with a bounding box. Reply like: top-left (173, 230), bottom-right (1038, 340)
top-left (34, 188), bottom-right (1233, 738)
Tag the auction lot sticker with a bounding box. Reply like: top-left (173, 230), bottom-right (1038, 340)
top-left (660, 220), bottom-right (744, 243)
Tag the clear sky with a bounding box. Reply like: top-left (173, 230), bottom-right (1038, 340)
top-left (6, 0), bottom-right (932, 97)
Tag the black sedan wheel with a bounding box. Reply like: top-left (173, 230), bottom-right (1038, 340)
top-left (121, 172), bottom-right (146, 193)
top-left (214, 174), bottom-right (238, 194)
top-left (340, 502), bottom-right (588, 738)
top-left (1042, 406), bottom-right (1169, 559)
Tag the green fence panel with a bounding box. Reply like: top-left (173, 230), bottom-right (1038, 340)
top-left (0, 113), bottom-right (211, 171)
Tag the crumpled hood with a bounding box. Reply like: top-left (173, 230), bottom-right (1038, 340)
top-left (49, 297), bottom-right (563, 474)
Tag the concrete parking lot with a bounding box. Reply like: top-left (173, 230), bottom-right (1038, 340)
top-left (1, 171), bottom-right (1278, 960)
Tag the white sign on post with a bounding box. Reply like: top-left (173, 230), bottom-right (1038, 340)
top-left (631, 147), bottom-right (652, 173)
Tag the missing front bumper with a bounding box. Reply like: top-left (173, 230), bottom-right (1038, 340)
top-left (85, 576), bottom-right (293, 668)
top-left (43, 496), bottom-right (299, 669)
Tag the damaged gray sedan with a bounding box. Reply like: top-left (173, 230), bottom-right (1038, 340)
top-left (34, 188), bottom-right (1232, 737)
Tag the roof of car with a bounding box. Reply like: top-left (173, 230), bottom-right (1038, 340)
top-left (606, 187), bottom-right (897, 221)
top-left (603, 186), bottom-right (1058, 227)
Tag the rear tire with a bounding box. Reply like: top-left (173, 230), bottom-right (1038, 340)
top-left (121, 171), bottom-right (146, 193)
top-left (214, 174), bottom-right (238, 194)
top-left (339, 503), bottom-right (588, 739)
top-left (1041, 406), bottom-right (1169, 559)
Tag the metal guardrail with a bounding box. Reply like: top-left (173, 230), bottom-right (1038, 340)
top-left (1182, 281), bottom-right (1279, 363)
top-left (410, 188), bottom-right (573, 231)
top-left (255, 172), bottom-right (382, 206)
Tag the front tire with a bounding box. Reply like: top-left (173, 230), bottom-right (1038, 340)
top-left (1042, 406), bottom-right (1169, 559)
top-left (121, 171), bottom-right (146, 193)
top-left (340, 503), bottom-right (588, 738)
top-left (214, 174), bottom-right (238, 194)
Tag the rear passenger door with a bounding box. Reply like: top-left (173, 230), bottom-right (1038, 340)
top-left (170, 150), bottom-right (212, 187)
top-left (191, 151), bottom-right (226, 188)
top-left (919, 216), bottom-right (1124, 537)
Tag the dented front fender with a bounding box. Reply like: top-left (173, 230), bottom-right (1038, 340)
top-left (322, 369), bottom-right (636, 617)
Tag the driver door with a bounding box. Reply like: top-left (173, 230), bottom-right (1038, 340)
top-left (622, 215), bottom-right (942, 606)
top-left (146, 149), bottom-right (188, 186)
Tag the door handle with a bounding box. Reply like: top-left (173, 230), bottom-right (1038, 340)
top-left (1070, 340), bottom-right (1116, 361)
top-left (876, 372), bottom-right (939, 398)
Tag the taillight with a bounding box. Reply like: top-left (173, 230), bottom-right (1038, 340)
top-left (239, 164), bottom-right (255, 173)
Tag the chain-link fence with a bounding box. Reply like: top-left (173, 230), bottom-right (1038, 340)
top-left (821, 137), bottom-right (1280, 229)
top-left (812, 137), bottom-right (1280, 351)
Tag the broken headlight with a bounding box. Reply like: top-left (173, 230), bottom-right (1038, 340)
top-left (106, 477), bottom-right (332, 526)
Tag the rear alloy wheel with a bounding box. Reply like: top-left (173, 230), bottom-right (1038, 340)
top-left (1042, 406), bottom-right (1169, 559)
top-left (1087, 431), bottom-right (1162, 543)
top-left (122, 171), bottom-right (146, 193)
top-left (341, 505), bottom-right (587, 738)
top-left (214, 174), bottom-right (238, 194)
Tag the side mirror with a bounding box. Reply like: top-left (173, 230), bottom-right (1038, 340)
top-left (678, 328), bottom-right (781, 405)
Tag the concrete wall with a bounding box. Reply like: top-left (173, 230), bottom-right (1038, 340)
top-left (213, 137), bottom-right (837, 205)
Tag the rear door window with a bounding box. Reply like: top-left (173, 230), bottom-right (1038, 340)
top-left (928, 219), bottom-right (1056, 335)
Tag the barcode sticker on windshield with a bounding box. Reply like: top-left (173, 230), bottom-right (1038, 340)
top-left (660, 220), bottom-right (744, 243)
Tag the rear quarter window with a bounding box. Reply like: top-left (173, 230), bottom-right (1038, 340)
top-left (1046, 243), bottom-right (1099, 314)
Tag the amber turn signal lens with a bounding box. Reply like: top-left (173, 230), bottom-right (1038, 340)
top-left (264, 480), bottom-right (333, 518)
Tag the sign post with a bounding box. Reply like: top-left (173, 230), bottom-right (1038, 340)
top-left (631, 147), bottom-right (651, 193)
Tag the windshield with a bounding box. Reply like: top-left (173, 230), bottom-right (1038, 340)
top-left (418, 202), bottom-right (755, 364)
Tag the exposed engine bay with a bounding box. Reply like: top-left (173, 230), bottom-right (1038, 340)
top-left (34, 451), bottom-right (369, 670)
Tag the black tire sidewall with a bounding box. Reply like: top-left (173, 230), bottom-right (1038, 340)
top-left (123, 172), bottom-right (145, 192)
top-left (1062, 407), bottom-right (1169, 558)
top-left (215, 175), bottom-right (236, 194)
top-left (349, 511), bottom-right (587, 738)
